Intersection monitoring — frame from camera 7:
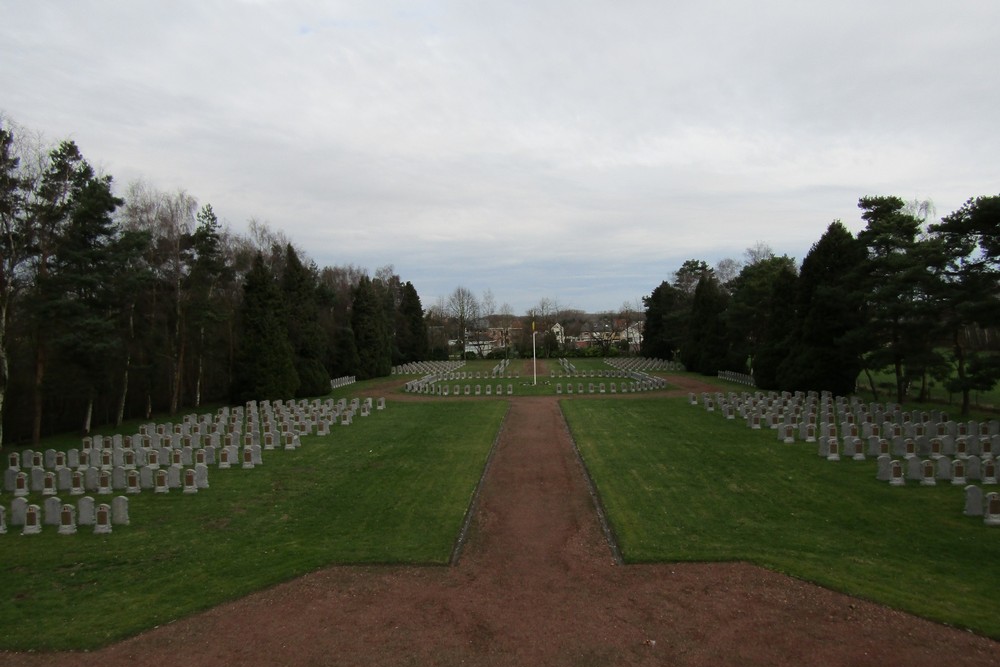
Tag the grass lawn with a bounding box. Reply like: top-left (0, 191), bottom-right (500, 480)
top-left (0, 399), bottom-right (506, 650)
top-left (563, 396), bottom-right (1000, 639)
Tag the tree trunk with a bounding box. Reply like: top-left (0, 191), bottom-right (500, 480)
top-left (0, 298), bottom-right (7, 449)
top-left (115, 303), bottom-right (135, 427)
top-left (955, 334), bottom-right (970, 417)
top-left (83, 393), bottom-right (93, 435)
top-left (864, 368), bottom-right (879, 402)
top-left (32, 344), bottom-right (45, 444)
top-left (170, 336), bottom-right (184, 416)
top-left (194, 325), bottom-right (204, 408)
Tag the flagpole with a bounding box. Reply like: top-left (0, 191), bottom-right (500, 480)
top-left (532, 321), bottom-right (537, 386)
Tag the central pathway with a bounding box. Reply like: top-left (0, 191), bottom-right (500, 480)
top-left (5, 377), bottom-right (998, 666)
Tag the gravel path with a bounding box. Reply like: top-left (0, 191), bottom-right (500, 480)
top-left (2, 367), bottom-right (998, 666)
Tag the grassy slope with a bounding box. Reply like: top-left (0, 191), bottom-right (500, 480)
top-left (563, 397), bottom-right (1000, 639)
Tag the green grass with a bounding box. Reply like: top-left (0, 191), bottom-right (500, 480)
top-left (563, 397), bottom-right (1000, 639)
top-left (0, 399), bottom-right (506, 650)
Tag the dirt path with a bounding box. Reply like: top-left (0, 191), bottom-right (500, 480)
top-left (3, 369), bottom-right (999, 666)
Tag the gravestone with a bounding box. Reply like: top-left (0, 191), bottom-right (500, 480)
top-left (44, 496), bottom-right (63, 525)
top-left (98, 470), bottom-right (113, 495)
top-left (195, 464), bottom-right (210, 489)
top-left (920, 460), bottom-right (936, 486)
top-left (10, 497), bottom-right (27, 526)
top-left (984, 459), bottom-right (998, 485)
top-left (13, 471), bottom-right (28, 497)
top-left (183, 468), bottom-right (198, 494)
top-left (967, 455), bottom-right (983, 481)
top-left (58, 504), bottom-right (77, 535)
top-left (22, 504), bottom-right (42, 535)
top-left (984, 493), bottom-right (1000, 527)
top-left (126, 470), bottom-right (141, 494)
top-left (42, 472), bottom-right (57, 496)
top-left (0, 505), bottom-right (5, 534)
top-left (906, 457), bottom-right (923, 482)
top-left (952, 459), bottom-right (967, 485)
top-left (112, 496), bottom-right (130, 525)
top-left (964, 485), bottom-right (984, 516)
top-left (936, 458), bottom-right (953, 482)
top-left (154, 470), bottom-right (169, 494)
top-left (889, 460), bottom-right (905, 486)
top-left (876, 455), bottom-right (893, 481)
top-left (94, 504), bottom-right (112, 535)
top-left (70, 470), bottom-right (85, 496)
top-left (826, 438), bottom-right (840, 462)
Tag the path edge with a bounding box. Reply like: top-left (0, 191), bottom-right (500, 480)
top-left (557, 400), bottom-right (625, 566)
top-left (448, 400), bottom-right (512, 566)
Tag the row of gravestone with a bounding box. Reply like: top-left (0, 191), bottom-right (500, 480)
top-left (491, 358), bottom-right (512, 376)
top-left (718, 371), bottom-right (755, 387)
top-left (695, 391), bottom-right (999, 443)
top-left (5, 458), bottom-right (216, 496)
top-left (1, 495), bottom-right (129, 535)
top-left (550, 370), bottom-right (636, 379)
top-left (963, 486), bottom-right (1000, 523)
top-left (606, 357), bottom-right (680, 372)
top-left (392, 360), bottom-right (465, 375)
top-left (694, 390), bottom-right (1000, 526)
top-left (405, 382), bottom-right (517, 396)
top-left (2, 396), bottom-right (387, 533)
top-left (555, 379), bottom-right (665, 394)
top-left (329, 375), bottom-right (357, 389)
top-left (875, 455), bottom-right (997, 486)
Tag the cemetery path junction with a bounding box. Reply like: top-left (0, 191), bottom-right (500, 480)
top-left (2, 363), bottom-right (998, 666)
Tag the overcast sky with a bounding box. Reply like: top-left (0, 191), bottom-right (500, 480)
top-left (3, 1), bottom-right (998, 314)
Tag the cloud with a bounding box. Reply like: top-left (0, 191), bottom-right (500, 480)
top-left (2, 0), bottom-right (999, 313)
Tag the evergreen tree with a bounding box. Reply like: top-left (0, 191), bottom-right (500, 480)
top-left (681, 273), bottom-right (728, 375)
top-left (856, 196), bottom-right (931, 402)
top-left (26, 140), bottom-right (95, 442)
top-left (930, 195), bottom-right (1000, 414)
top-left (395, 281), bottom-right (428, 363)
top-left (0, 122), bottom-right (27, 446)
top-left (725, 255), bottom-right (797, 376)
top-left (329, 326), bottom-right (360, 378)
top-left (47, 174), bottom-right (126, 433)
top-left (231, 253), bottom-right (299, 403)
top-left (186, 203), bottom-right (231, 407)
top-left (640, 280), bottom-right (684, 360)
top-left (350, 276), bottom-right (392, 379)
top-left (280, 244), bottom-right (330, 397)
top-left (751, 266), bottom-right (798, 390)
top-left (778, 221), bottom-right (868, 395)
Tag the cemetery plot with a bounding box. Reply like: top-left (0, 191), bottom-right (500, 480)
top-left (688, 387), bottom-right (1000, 526)
top-left (402, 357), bottom-right (672, 397)
top-left (563, 395), bottom-right (1000, 639)
top-left (0, 399), bottom-right (505, 650)
top-left (1, 395), bottom-right (389, 537)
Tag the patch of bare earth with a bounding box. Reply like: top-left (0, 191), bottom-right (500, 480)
top-left (4, 364), bottom-right (998, 666)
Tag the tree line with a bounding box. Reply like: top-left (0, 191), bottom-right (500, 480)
top-left (0, 119), bottom-right (428, 445)
top-left (642, 196), bottom-right (1000, 415)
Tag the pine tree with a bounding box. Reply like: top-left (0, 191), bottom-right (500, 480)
top-left (640, 280), bottom-right (684, 360)
top-left (280, 244), bottom-right (330, 397)
top-left (395, 281), bottom-right (428, 363)
top-left (231, 253), bottom-right (299, 403)
top-left (681, 273), bottom-right (728, 375)
top-left (777, 221), bottom-right (868, 395)
top-left (351, 276), bottom-right (391, 379)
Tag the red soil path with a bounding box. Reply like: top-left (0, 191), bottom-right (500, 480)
top-left (3, 363), bottom-right (998, 666)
